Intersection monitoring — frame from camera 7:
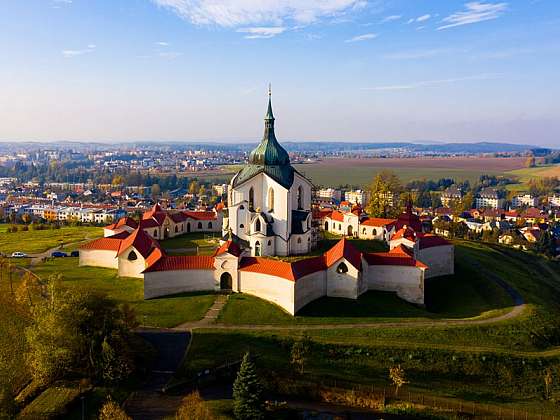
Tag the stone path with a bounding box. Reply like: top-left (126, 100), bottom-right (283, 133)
top-left (177, 293), bottom-right (230, 329)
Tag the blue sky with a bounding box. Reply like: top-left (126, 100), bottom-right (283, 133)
top-left (1, 1), bottom-right (559, 146)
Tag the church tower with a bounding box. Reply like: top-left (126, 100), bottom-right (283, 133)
top-left (223, 88), bottom-right (314, 257)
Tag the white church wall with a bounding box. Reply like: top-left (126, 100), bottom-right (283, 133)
top-left (117, 247), bottom-right (147, 279)
top-left (144, 269), bottom-right (216, 299)
top-left (79, 249), bottom-right (118, 269)
top-left (238, 271), bottom-right (295, 315)
top-left (326, 258), bottom-right (361, 299)
top-left (214, 254), bottom-right (239, 291)
top-left (294, 271), bottom-right (327, 313)
top-left (418, 245), bottom-right (454, 278)
top-left (366, 265), bottom-right (425, 305)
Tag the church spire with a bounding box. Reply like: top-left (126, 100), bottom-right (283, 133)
top-left (265, 83), bottom-right (274, 126)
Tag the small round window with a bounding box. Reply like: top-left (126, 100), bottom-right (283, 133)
top-left (336, 262), bottom-right (348, 274)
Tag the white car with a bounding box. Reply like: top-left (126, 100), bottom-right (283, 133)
top-left (11, 252), bottom-right (27, 258)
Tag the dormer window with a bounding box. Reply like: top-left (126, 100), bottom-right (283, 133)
top-left (255, 219), bottom-right (261, 233)
top-left (128, 250), bottom-right (137, 261)
top-left (336, 262), bottom-right (348, 274)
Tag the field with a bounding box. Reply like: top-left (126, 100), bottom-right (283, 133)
top-left (292, 156), bottom-right (527, 187)
top-left (160, 232), bottom-right (222, 255)
top-left (0, 225), bottom-right (102, 255)
top-left (30, 258), bottom-right (216, 328)
top-left (175, 241), bottom-right (560, 414)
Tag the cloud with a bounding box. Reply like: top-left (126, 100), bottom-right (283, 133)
top-left (345, 33), bottom-right (378, 43)
top-left (158, 51), bottom-right (183, 58)
top-left (237, 27), bottom-right (287, 39)
top-left (362, 73), bottom-right (502, 90)
top-left (151, 0), bottom-right (367, 27)
top-left (381, 15), bottom-right (401, 23)
top-left (62, 44), bottom-right (96, 57)
top-left (438, 2), bottom-right (508, 30)
top-left (155, 41), bottom-right (169, 46)
top-left (416, 14), bottom-right (431, 22)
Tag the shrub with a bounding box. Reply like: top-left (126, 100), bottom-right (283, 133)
top-left (98, 396), bottom-right (131, 420)
top-left (175, 390), bottom-right (214, 420)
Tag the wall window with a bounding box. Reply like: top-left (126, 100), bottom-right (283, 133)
top-left (336, 262), bottom-right (348, 274)
top-left (268, 240), bottom-right (272, 246)
top-left (249, 187), bottom-right (255, 211)
top-left (362, 227), bottom-right (366, 234)
top-left (255, 219), bottom-right (261, 233)
top-left (297, 186), bottom-right (303, 210)
top-left (240, 224), bottom-right (244, 229)
top-left (324, 221), bottom-right (329, 231)
top-left (154, 230), bottom-right (158, 237)
top-left (128, 250), bottom-right (137, 261)
top-left (372, 228), bottom-right (377, 236)
top-left (255, 241), bottom-right (261, 256)
top-left (175, 226), bottom-right (178, 233)
top-left (240, 205), bottom-right (245, 210)
top-left (268, 187), bottom-right (275, 212)
top-left (198, 222), bottom-right (203, 229)
top-left (297, 237), bottom-right (302, 244)
top-left (208, 222), bottom-right (213, 229)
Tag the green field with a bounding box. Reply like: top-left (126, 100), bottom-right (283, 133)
top-left (0, 225), bottom-right (102, 255)
top-left (175, 241), bottom-right (560, 414)
top-left (160, 232), bottom-right (221, 255)
top-left (31, 258), bottom-right (215, 328)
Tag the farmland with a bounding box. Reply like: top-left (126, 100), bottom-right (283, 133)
top-left (293, 156), bottom-right (527, 187)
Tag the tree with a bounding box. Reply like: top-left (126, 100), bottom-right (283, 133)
top-left (22, 213), bottom-right (31, 224)
top-left (15, 272), bottom-right (39, 306)
top-left (112, 175), bottom-right (125, 187)
top-left (290, 335), bottom-right (312, 374)
top-left (389, 365), bottom-right (408, 397)
top-left (189, 180), bottom-right (199, 195)
top-left (151, 183), bottom-right (161, 199)
top-left (233, 353), bottom-right (264, 420)
top-left (544, 369), bottom-right (553, 400)
top-left (366, 170), bottom-right (402, 218)
top-left (176, 391), bottom-right (214, 420)
top-left (0, 385), bottom-right (15, 420)
top-left (526, 156), bottom-right (536, 168)
top-left (98, 397), bottom-right (131, 420)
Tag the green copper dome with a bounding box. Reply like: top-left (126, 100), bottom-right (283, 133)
top-left (233, 91), bottom-right (295, 189)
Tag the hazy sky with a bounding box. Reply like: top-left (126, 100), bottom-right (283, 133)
top-left (1, 1), bottom-right (559, 146)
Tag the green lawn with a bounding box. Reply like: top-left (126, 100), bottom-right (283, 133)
top-left (160, 232), bottom-right (221, 256)
top-left (31, 258), bottom-right (216, 328)
top-left (0, 225), bottom-right (102, 255)
top-left (18, 383), bottom-right (80, 419)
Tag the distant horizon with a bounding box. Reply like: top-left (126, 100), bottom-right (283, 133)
top-left (1, 1), bottom-right (559, 145)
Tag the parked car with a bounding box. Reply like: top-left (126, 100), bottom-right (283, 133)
top-left (70, 250), bottom-right (79, 257)
top-left (11, 252), bottom-right (27, 258)
top-left (51, 251), bottom-right (68, 258)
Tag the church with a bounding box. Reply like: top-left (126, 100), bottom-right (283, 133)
top-left (223, 89), bottom-right (314, 257)
top-left (78, 91), bottom-right (455, 315)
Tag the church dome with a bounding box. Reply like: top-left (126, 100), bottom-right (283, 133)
top-left (248, 94), bottom-right (290, 166)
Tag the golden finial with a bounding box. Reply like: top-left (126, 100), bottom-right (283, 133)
top-left (268, 83), bottom-right (271, 97)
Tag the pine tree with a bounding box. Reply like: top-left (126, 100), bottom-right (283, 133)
top-left (232, 353), bottom-right (264, 420)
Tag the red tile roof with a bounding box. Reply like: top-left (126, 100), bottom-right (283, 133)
top-left (117, 228), bottom-right (160, 259)
top-left (144, 255), bottom-right (215, 272)
top-left (329, 210), bottom-right (345, 222)
top-left (79, 231), bottom-right (130, 251)
top-left (105, 217), bottom-right (138, 231)
top-left (391, 226), bottom-right (417, 242)
top-left (313, 208), bottom-right (333, 219)
top-left (239, 256), bottom-right (326, 281)
top-left (361, 217), bottom-right (397, 227)
top-left (214, 240), bottom-right (242, 257)
top-left (418, 234), bottom-right (451, 250)
top-left (183, 211), bottom-right (217, 221)
top-left (139, 218), bottom-right (160, 229)
top-left (324, 237), bottom-right (362, 270)
top-left (364, 245), bottom-right (427, 269)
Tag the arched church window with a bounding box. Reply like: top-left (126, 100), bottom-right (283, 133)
top-left (128, 250), bottom-right (137, 261)
top-left (297, 186), bottom-right (303, 210)
top-left (255, 241), bottom-right (261, 256)
top-left (249, 187), bottom-right (255, 211)
top-left (324, 221), bottom-right (329, 231)
top-left (175, 226), bottom-right (178, 233)
top-left (255, 219), bottom-right (261, 233)
top-left (372, 228), bottom-right (377, 235)
top-left (268, 188), bottom-right (275, 212)
top-left (267, 240), bottom-right (271, 246)
top-left (362, 227), bottom-right (366, 234)
top-left (240, 205), bottom-right (244, 210)
top-left (297, 237), bottom-right (302, 244)
top-left (208, 222), bottom-right (212, 229)
top-left (240, 224), bottom-right (244, 229)
top-left (197, 222), bottom-right (203, 229)
top-left (336, 262), bottom-right (348, 274)
top-left (154, 229), bottom-right (158, 237)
